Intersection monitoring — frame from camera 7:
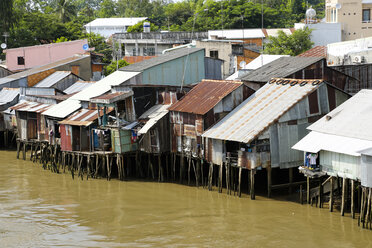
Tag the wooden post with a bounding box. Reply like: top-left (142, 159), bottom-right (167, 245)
top-left (300, 185), bottom-right (303, 204)
top-left (225, 163), bottom-right (230, 195)
top-left (30, 143), bottom-right (33, 161)
top-left (289, 167), bottom-right (293, 194)
top-left (193, 159), bottom-right (198, 187)
top-left (365, 188), bottom-right (371, 229)
top-left (188, 156), bottom-right (191, 185)
top-left (359, 187), bottom-right (365, 227)
top-left (351, 180), bottom-right (355, 219)
top-left (218, 163), bottom-right (223, 193)
top-left (16, 140), bottom-right (20, 159)
top-left (250, 169), bottom-right (255, 200)
top-left (200, 159), bottom-right (204, 188)
top-left (158, 154), bottom-right (163, 182)
top-left (307, 176), bottom-right (310, 204)
top-left (329, 177), bottom-right (334, 212)
top-left (238, 166), bottom-right (242, 197)
top-left (173, 154), bottom-right (176, 181)
top-left (166, 153), bottom-right (169, 181)
top-left (180, 153), bottom-right (184, 184)
top-left (341, 177), bottom-right (346, 216)
top-left (106, 154), bottom-right (110, 181)
top-left (267, 165), bottom-right (272, 198)
top-left (22, 142), bottom-right (26, 160)
top-left (208, 162), bottom-right (213, 191)
top-left (318, 178), bottom-right (323, 208)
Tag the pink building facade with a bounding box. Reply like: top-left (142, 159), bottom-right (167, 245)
top-left (5, 39), bottom-right (88, 72)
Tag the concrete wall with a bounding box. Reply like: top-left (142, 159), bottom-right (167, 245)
top-left (326, 0), bottom-right (372, 41)
top-left (295, 23), bottom-right (342, 46)
top-left (5, 40), bottom-right (87, 71)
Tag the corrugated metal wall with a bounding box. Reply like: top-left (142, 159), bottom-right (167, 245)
top-left (320, 150), bottom-right (360, 180)
top-left (141, 50), bottom-right (205, 86)
top-left (361, 154), bottom-right (372, 187)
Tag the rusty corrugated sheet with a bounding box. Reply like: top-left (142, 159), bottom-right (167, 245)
top-left (59, 108), bottom-right (114, 126)
top-left (11, 101), bottom-right (52, 113)
top-left (169, 79), bottom-right (242, 115)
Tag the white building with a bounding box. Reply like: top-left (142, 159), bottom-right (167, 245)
top-left (84, 17), bottom-right (147, 38)
top-left (294, 22), bottom-right (342, 46)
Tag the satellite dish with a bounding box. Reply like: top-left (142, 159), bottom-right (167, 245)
top-left (1, 43), bottom-right (6, 49)
top-left (336, 3), bottom-right (341, 9)
top-left (239, 61), bottom-right (247, 68)
top-left (83, 44), bottom-right (89, 51)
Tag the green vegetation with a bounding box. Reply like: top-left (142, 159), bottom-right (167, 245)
top-left (263, 27), bottom-right (314, 56)
top-left (104, 59), bottom-right (129, 76)
top-left (0, 0), bottom-right (324, 59)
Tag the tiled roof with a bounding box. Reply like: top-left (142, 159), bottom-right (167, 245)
top-left (297, 46), bottom-right (327, 58)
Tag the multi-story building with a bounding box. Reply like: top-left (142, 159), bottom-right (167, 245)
top-left (326, 0), bottom-right (372, 40)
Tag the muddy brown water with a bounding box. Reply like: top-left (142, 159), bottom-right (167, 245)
top-left (0, 150), bottom-right (371, 248)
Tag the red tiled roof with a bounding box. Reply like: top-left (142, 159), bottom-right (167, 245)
top-left (298, 46), bottom-right (327, 58)
top-left (168, 79), bottom-right (242, 115)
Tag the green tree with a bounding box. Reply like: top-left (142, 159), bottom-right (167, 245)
top-left (263, 27), bottom-right (313, 56)
top-left (0, 0), bottom-right (16, 31)
top-left (127, 20), bottom-right (159, 33)
top-left (97, 0), bottom-right (117, 18)
top-left (104, 59), bottom-right (129, 76)
top-left (55, 0), bottom-right (77, 23)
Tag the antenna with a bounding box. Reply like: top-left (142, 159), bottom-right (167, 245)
top-left (261, 0), bottom-right (264, 67)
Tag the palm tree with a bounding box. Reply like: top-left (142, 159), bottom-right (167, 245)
top-left (0, 0), bottom-right (15, 31)
top-left (55, 0), bottom-right (77, 23)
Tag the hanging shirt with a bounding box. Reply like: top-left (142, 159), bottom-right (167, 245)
top-left (307, 154), bottom-right (318, 165)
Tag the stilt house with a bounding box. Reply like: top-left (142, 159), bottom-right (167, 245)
top-left (202, 78), bottom-right (350, 196)
top-left (168, 79), bottom-right (255, 158)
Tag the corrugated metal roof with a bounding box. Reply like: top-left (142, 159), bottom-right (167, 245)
top-left (308, 89), bottom-right (372, 141)
top-left (59, 108), bottom-right (114, 126)
top-left (169, 79), bottom-right (242, 115)
top-left (84, 17), bottom-right (147, 27)
top-left (138, 104), bottom-right (170, 134)
top-left (43, 71), bottom-right (139, 118)
top-left (10, 101), bottom-right (52, 113)
top-left (292, 131), bottom-right (372, 156)
top-left (34, 71), bottom-right (71, 88)
top-left (0, 55), bottom-right (89, 86)
top-left (120, 48), bottom-right (204, 72)
top-left (70, 71), bottom-right (139, 101)
top-left (239, 57), bottom-right (324, 82)
top-left (202, 78), bottom-right (323, 143)
top-left (63, 81), bottom-right (95, 94)
top-left (42, 99), bottom-right (81, 119)
top-left (208, 29), bottom-right (265, 39)
top-left (90, 91), bottom-right (133, 104)
top-left (0, 88), bottom-right (19, 105)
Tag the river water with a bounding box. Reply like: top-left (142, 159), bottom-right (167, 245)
top-left (0, 150), bottom-right (371, 248)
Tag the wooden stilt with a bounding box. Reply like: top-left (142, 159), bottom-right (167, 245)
top-left (225, 163), bottom-right (229, 195)
top-left (366, 188), bottom-right (371, 229)
top-left (289, 167), bottom-right (293, 194)
top-left (267, 165), bottom-right (272, 198)
top-left (16, 141), bottom-right (20, 159)
top-left (307, 176), bottom-right (310, 204)
top-left (192, 159), bottom-right (198, 187)
top-left (188, 156), bottom-right (191, 185)
top-left (179, 153), bottom-right (184, 184)
top-left (238, 166), bottom-right (242, 197)
top-left (166, 153), bottom-right (169, 181)
top-left (359, 187), bottom-right (366, 227)
top-left (341, 177), bottom-right (346, 216)
top-left (173, 153), bottom-right (176, 181)
top-left (351, 180), bottom-right (355, 219)
top-left (300, 185), bottom-right (303, 204)
top-left (329, 177), bottom-right (334, 212)
top-left (250, 169), bottom-right (255, 200)
top-left (22, 142), bottom-right (26, 160)
top-left (318, 178), bottom-right (323, 208)
top-left (218, 163), bottom-right (223, 193)
top-left (29, 143), bottom-right (33, 161)
top-left (158, 154), bottom-right (164, 182)
top-left (208, 162), bottom-right (213, 191)
top-left (201, 159), bottom-right (204, 188)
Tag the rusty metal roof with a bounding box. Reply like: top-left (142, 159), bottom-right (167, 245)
top-left (10, 101), bottom-right (53, 113)
top-left (297, 46), bottom-right (327, 58)
top-left (90, 91), bottom-right (133, 104)
top-left (202, 78), bottom-right (325, 143)
top-left (168, 80), bottom-right (242, 115)
top-left (59, 108), bottom-right (114, 126)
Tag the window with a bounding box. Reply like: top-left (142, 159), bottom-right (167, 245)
top-left (363, 9), bottom-right (370, 22)
top-left (17, 56), bottom-right (25, 65)
top-left (210, 50), bottom-right (219, 59)
top-left (132, 48), bottom-right (140, 56)
top-left (143, 47), bottom-right (155, 56)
